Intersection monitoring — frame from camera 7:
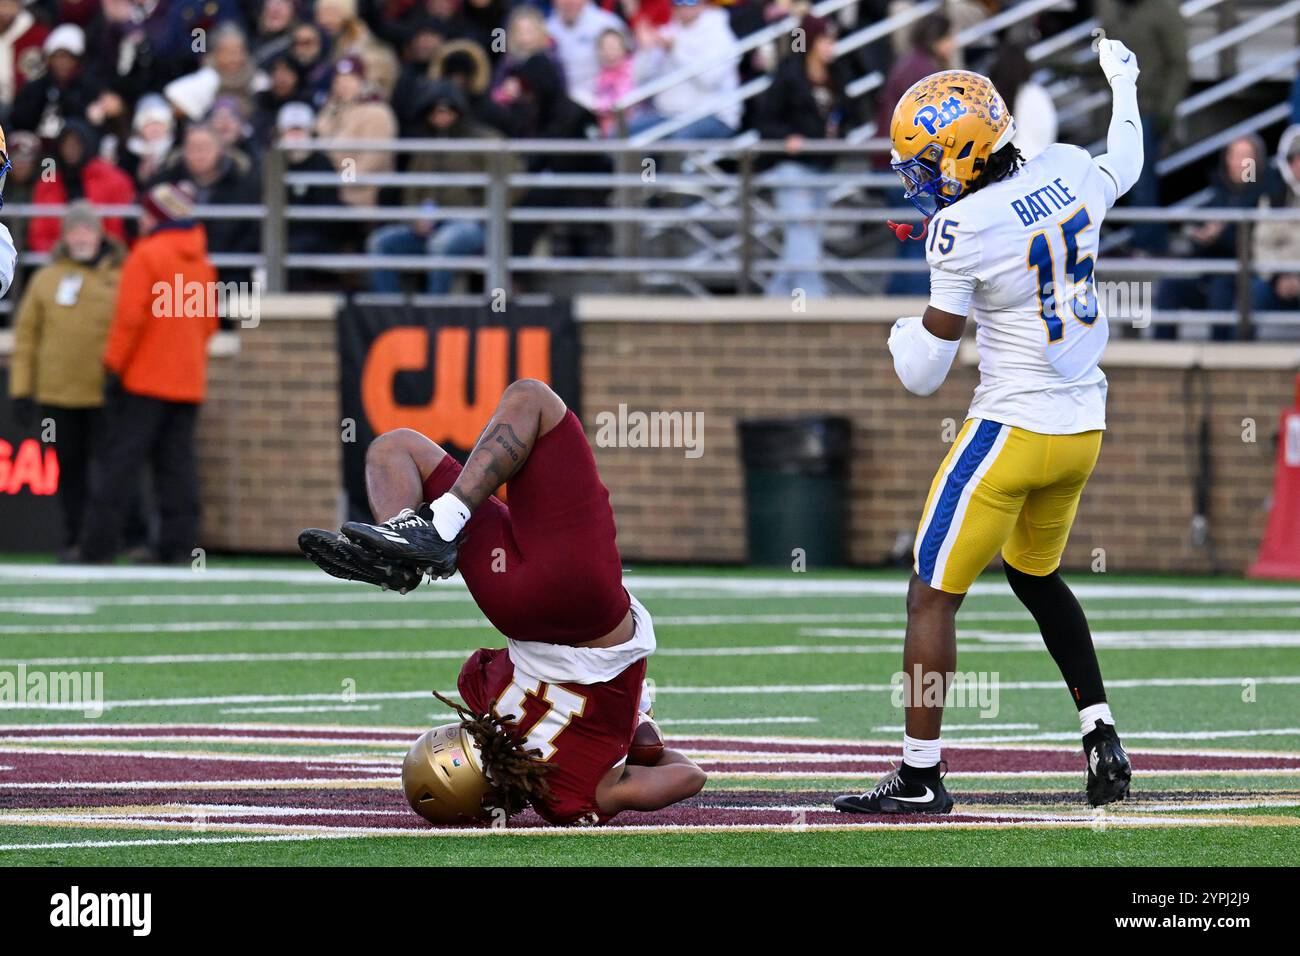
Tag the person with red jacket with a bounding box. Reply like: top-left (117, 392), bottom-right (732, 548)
top-left (80, 182), bottom-right (219, 564)
top-left (27, 119), bottom-right (136, 252)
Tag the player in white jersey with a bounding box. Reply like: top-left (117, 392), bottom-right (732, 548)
top-left (836, 40), bottom-right (1142, 815)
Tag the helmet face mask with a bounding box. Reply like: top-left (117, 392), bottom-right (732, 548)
top-left (892, 142), bottom-right (962, 219)
top-left (889, 70), bottom-right (1016, 219)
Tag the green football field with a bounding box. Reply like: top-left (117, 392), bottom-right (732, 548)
top-left (0, 560), bottom-right (1297, 866)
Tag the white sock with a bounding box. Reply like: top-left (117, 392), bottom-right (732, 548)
top-left (429, 492), bottom-right (471, 542)
top-left (1079, 702), bottom-right (1114, 736)
top-left (902, 734), bottom-right (941, 770)
top-left (638, 680), bottom-right (653, 715)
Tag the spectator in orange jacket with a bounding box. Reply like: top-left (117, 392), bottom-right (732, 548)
top-left (80, 182), bottom-right (219, 564)
top-left (27, 119), bottom-right (137, 253)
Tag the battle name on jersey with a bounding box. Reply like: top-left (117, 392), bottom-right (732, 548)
top-left (1010, 178), bottom-right (1079, 227)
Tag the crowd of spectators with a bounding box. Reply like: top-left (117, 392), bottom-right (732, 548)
top-left (0, 0), bottom-right (1292, 317)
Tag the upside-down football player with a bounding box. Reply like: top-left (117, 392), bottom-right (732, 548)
top-left (300, 379), bottom-right (706, 826)
top-left (835, 39), bottom-right (1141, 815)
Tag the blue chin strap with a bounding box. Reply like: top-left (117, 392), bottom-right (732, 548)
top-left (0, 155), bottom-right (10, 210)
top-left (892, 143), bottom-right (963, 219)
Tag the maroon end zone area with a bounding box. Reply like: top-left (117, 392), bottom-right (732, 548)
top-left (3, 730), bottom-right (1295, 831)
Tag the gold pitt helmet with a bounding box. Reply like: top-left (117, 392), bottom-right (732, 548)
top-left (889, 70), bottom-right (1016, 218)
top-left (401, 721), bottom-right (492, 824)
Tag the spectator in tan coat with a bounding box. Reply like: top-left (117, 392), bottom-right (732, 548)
top-left (9, 203), bottom-right (124, 558)
top-left (315, 56), bottom-right (397, 208)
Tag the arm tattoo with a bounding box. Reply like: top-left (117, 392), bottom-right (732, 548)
top-left (453, 422), bottom-right (532, 508)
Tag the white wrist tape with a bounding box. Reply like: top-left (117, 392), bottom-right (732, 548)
top-left (888, 315), bottom-right (961, 397)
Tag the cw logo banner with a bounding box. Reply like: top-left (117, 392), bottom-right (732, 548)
top-left (361, 326), bottom-right (552, 448)
top-left (338, 301), bottom-right (580, 521)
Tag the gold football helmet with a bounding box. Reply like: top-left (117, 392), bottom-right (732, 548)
top-left (889, 70), bottom-right (1016, 217)
top-left (401, 722), bottom-right (492, 824)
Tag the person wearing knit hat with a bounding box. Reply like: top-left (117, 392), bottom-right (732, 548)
top-left (9, 199), bottom-right (126, 559)
top-left (275, 100), bottom-right (346, 272)
top-left (315, 47), bottom-right (397, 207)
top-left (9, 21), bottom-right (97, 139)
top-left (124, 94), bottom-right (176, 185)
top-left (277, 100), bottom-right (316, 134)
top-left (43, 23), bottom-right (84, 58)
top-left (82, 177), bottom-right (218, 564)
top-left (139, 180), bottom-right (198, 231)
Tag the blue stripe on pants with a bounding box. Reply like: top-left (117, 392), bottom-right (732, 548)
top-left (916, 420), bottom-right (1004, 585)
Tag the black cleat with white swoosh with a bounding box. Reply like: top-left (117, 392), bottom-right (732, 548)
top-left (833, 764), bottom-right (954, 814)
top-left (1085, 722), bottom-right (1132, 807)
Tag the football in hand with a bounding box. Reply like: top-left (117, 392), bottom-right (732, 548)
top-left (628, 714), bottom-right (665, 766)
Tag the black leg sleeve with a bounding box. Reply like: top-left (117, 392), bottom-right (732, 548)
top-left (1004, 563), bottom-right (1107, 710)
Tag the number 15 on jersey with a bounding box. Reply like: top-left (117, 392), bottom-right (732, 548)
top-left (1027, 206), bottom-right (1099, 343)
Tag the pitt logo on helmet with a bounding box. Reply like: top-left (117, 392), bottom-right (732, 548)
top-left (890, 70), bottom-right (1016, 218)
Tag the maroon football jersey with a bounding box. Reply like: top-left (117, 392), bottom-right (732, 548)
top-left (457, 647), bottom-right (646, 825)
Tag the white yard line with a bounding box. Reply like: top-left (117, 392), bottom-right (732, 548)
top-left (0, 814), bottom-right (1271, 850)
top-left (3, 564), bottom-right (1300, 603)
top-left (1, 723), bottom-right (1294, 760)
top-left (0, 744), bottom-right (399, 765)
top-left (940, 728), bottom-right (1300, 743)
top-left (5, 675), bottom-right (1300, 712)
top-left (1, 733), bottom-right (403, 748)
top-left (5, 633), bottom-right (1300, 668)
top-left (656, 716), bottom-right (818, 726)
top-left (219, 705), bottom-right (383, 715)
top-left (874, 723), bottom-right (1039, 731)
top-left (0, 776), bottom-right (404, 790)
top-left (0, 592), bottom-right (478, 614)
top-left (803, 628), bottom-right (1300, 649)
top-left (0, 619), bottom-right (492, 636)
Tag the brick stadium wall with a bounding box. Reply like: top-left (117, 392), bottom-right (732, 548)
top-left (579, 303), bottom-right (1297, 575)
top-left (12, 295), bottom-right (1286, 574)
top-left (196, 296), bottom-right (343, 552)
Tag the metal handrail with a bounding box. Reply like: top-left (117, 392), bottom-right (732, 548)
top-left (6, 140), bottom-right (1297, 337)
top-left (1188, 0), bottom-right (1300, 63)
top-left (611, 0), bottom-right (863, 114)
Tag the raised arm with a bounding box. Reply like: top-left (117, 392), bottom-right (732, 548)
top-left (1094, 38), bottom-right (1144, 206)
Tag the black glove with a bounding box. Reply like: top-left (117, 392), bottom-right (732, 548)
top-left (11, 397), bottom-right (37, 428)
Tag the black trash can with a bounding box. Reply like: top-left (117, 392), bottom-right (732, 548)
top-left (738, 416), bottom-right (851, 567)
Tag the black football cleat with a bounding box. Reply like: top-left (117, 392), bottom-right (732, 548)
top-left (1085, 722), bottom-right (1132, 807)
top-left (298, 528), bottom-right (424, 593)
top-left (340, 506), bottom-right (460, 579)
top-left (833, 764), bottom-right (954, 815)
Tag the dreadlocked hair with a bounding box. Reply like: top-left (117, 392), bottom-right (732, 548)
top-left (966, 143), bottom-right (1024, 196)
top-left (433, 690), bottom-right (551, 818)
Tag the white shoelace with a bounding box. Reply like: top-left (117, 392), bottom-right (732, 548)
top-left (868, 770), bottom-right (904, 799)
top-left (382, 508), bottom-right (428, 531)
